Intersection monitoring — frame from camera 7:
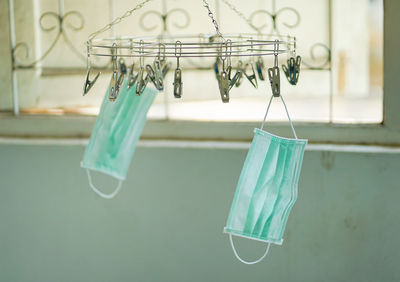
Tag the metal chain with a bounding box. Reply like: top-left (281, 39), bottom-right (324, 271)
top-left (202, 0), bottom-right (225, 42)
top-left (88, 0), bottom-right (154, 41)
top-left (221, 0), bottom-right (260, 33)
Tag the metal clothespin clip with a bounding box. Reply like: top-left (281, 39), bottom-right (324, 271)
top-left (83, 68), bottom-right (100, 95)
top-left (127, 62), bottom-right (138, 89)
top-left (234, 60), bottom-right (244, 87)
top-left (162, 62), bottom-right (172, 79)
top-left (282, 56), bottom-right (301, 85)
top-left (146, 44), bottom-right (165, 91)
top-left (146, 64), bottom-right (156, 86)
top-left (154, 59), bottom-right (164, 90)
top-left (109, 43), bottom-right (124, 101)
top-left (214, 58), bottom-right (220, 79)
top-left (159, 44), bottom-right (171, 78)
top-left (225, 41), bottom-right (241, 91)
top-left (136, 40), bottom-right (149, 96)
top-left (146, 63), bottom-right (163, 90)
top-left (83, 43), bottom-right (100, 95)
top-left (218, 70), bottom-right (229, 103)
top-left (217, 41), bottom-right (230, 103)
top-left (127, 40), bottom-right (138, 89)
top-left (256, 56), bottom-right (266, 81)
top-left (268, 40), bottom-right (281, 97)
top-left (227, 66), bottom-right (241, 91)
top-left (136, 67), bottom-right (149, 96)
top-left (242, 39), bottom-right (258, 88)
top-left (173, 41), bottom-right (183, 98)
top-left (243, 62), bottom-right (258, 88)
top-left (119, 58), bottom-right (127, 75)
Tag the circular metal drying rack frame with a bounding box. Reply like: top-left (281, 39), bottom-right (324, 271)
top-left (87, 33), bottom-right (296, 59)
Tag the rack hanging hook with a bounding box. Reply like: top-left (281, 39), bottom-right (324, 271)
top-left (173, 40), bottom-right (183, 98)
top-left (268, 40), bottom-right (281, 97)
top-left (83, 42), bottom-right (100, 95)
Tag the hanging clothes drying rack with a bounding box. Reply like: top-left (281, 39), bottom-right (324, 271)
top-left (83, 0), bottom-right (301, 103)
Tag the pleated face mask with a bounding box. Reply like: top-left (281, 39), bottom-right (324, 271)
top-left (224, 94), bottom-right (307, 264)
top-left (81, 80), bottom-right (157, 199)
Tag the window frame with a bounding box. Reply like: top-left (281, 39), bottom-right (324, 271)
top-left (0, 0), bottom-right (399, 145)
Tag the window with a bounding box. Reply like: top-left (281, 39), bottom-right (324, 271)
top-left (1, 0), bottom-right (398, 145)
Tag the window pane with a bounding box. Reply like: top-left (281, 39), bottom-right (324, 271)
top-left (7, 0), bottom-right (383, 124)
top-left (331, 0), bottom-right (383, 123)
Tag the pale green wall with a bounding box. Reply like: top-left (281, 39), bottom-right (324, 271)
top-left (0, 143), bottom-right (399, 282)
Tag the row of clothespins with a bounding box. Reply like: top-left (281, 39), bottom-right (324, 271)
top-left (84, 53), bottom-right (301, 103)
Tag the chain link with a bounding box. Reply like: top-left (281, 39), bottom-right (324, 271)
top-left (88, 0), bottom-right (154, 41)
top-left (202, 0), bottom-right (225, 42)
top-left (89, 0), bottom-right (226, 42)
top-left (221, 0), bottom-right (260, 33)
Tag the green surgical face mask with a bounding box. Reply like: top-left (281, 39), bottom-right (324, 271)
top-left (81, 80), bottom-right (157, 199)
top-left (224, 94), bottom-right (307, 264)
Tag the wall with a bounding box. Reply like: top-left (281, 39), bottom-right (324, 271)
top-left (0, 141), bottom-right (399, 282)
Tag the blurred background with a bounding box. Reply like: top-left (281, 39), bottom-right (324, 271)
top-left (1, 1), bottom-right (399, 282)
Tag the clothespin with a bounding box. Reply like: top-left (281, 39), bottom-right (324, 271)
top-left (173, 41), bottom-right (183, 98)
top-left (146, 44), bottom-right (165, 91)
top-left (243, 62), bottom-right (258, 88)
top-left (127, 40), bottom-right (138, 89)
top-left (162, 62), bottom-right (171, 79)
top-left (109, 43), bottom-right (124, 101)
top-left (127, 62), bottom-right (138, 89)
top-left (234, 61), bottom-right (244, 87)
top-left (214, 57), bottom-right (220, 79)
top-left (136, 40), bottom-right (149, 96)
top-left (218, 70), bottom-right (229, 102)
top-left (227, 66), bottom-right (241, 91)
top-left (136, 67), bottom-right (149, 96)
top-left (154, 59), bottom-right (164, 90)
top-left (268, 40), bottom-right (281, 97)
top-left (225, 41), bottom-right (241, 91)
top-left (217, 41), bottom-right (231, 103)
top-left (256, 56), bottom-right (266, 81)
top-left (241, 40), bottom-right (258, 88)
top-left (83, 68), bottom-right (100, 95)
top-left (282, 37), bottom-right (301, 85)
top-left (282, 56), bottom-right (301, 85)
top-left (83, 43), bottom-right (100, 95)
top-left (119, 58), bottom-right (127, 75)
top-left (146, 62), bottom-right (163, 91)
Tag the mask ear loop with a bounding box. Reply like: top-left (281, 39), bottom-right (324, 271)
top-left (86, 169), bottom-right (123, 199)
top-left (229, 234), bottom-right (271, 265)
top-left (260, 40), bottom-right (298, 140)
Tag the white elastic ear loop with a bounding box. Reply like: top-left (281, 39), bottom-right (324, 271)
top-left (229, 234), bottom-right (271, 265)
top-left (280, 95), bottom-right (298, 139)
top-left (260, 94), bottom-right (298, 140)
top-left (86, 169), bottom-right (123, 199)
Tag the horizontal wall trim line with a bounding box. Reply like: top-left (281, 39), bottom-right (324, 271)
top-left (1, 138), bottom-right (400, 153)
